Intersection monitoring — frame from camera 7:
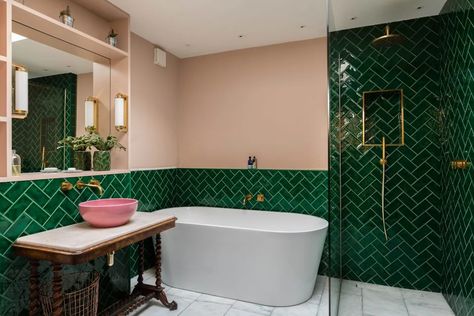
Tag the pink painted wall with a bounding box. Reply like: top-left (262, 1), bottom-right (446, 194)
top-left (129, 33), bottom-right (179, 168)
top-left (177, 38), bottom-right (328, 170)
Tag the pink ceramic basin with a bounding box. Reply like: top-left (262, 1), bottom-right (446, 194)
top-left (79, 198), bottom-right (138, 228)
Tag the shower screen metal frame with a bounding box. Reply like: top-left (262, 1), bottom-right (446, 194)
top-left (362, 89), bottom-right (405, 147)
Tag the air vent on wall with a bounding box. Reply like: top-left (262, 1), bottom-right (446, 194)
top-left (154, 47), bottom-right (167, 68)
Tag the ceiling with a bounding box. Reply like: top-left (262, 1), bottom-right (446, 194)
top-left (12, 36), bottom-right (93, 79)
top-left (330, 0), bottom-right (447, 31)
top-left (108, 0), bottom-right (327, 58)
top-left (108, 0), bottom-right (447, 59)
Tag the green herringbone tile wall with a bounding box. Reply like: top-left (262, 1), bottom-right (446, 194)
top-left (439, 0), bottom-right (474, 315)
top-left (130, 169), bottom-right (176, 275)
top-left (0, 173), bottom-right (131, 315)
top-left (175, 169), bottom-right (327, 215)
top-left (131, 169), bottom-right (176, 212)
top-left (12, 73), bottom-right (77, 172)
top-left (329, 17), bottom-right (443, 291)
top-left (174, 168), bottom-right (329, 273)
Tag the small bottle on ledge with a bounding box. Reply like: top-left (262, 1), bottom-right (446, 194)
top-left (12, 150), bottom-right (21, 176)
top-left (247, 156), bottom-right (253, 169)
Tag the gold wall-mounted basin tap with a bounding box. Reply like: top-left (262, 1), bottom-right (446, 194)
top-left (60, 181), bottom-right (73, 192)
top-left (76, 179), bottom-right (104, 196)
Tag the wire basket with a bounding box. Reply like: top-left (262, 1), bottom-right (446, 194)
top-left (40, 272), bottom-right (99, 316)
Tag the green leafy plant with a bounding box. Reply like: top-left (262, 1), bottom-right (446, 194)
top-left (108, 29), bottom-right (118, 38)
top-left (58, 133), bottom-right (95, 151)
top-left (90, 133), bottom-right (126, 152)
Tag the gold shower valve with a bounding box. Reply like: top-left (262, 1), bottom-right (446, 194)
top-left (451, 160), bottom-right (471, 170)
top-left (256, 193), bottom-right (265, 202)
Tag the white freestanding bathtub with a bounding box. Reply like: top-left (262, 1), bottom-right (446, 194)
top-left (157, 207), bottom-right (328, 306)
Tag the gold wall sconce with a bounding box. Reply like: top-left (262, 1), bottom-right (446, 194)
top-left (12, 64), bottom-right (29, 119)
top-left (114, 93), bottom-right (128, 132)
top-left (84, 96), bottom-right (98, 132)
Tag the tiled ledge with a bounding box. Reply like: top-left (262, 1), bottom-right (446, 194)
top-left (0, 169), bottom-right (130, 183)
top-left (130, 167), bottom-right (177, 172)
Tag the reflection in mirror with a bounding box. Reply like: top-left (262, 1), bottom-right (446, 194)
top-left (11, 26), bottom-right (111, 173)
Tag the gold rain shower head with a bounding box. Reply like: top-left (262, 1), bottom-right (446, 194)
top-left (372, 25), bottom-right (405, 48)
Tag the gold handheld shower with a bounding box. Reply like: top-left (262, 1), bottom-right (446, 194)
top-left (380, 137), bottom-right (388, 241)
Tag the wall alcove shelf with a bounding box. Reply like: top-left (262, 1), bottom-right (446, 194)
top-left (11, 1), bottom-right (128, 60)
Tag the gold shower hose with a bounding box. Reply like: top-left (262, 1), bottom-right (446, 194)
top-left (380, 137), bottom-right (388, 241)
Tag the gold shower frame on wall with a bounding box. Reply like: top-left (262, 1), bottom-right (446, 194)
top-left (362, 89), bottom-right (405, 147)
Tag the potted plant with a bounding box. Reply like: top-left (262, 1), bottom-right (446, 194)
top-left (90, 133), bottom-right (126, 171)
top-left (106, 29), bottom-right (118, 47)
top-left (58, 133), bottom-right (95, 171)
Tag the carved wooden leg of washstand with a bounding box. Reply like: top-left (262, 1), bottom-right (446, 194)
top-left (132, 241), bottom-right (145, 296)
top-left (52, 263), bottom-right (63, 316)
top-left (155, 234), bottom-right (177, 310)
top-left (29, 260), bottom-right (40, 316)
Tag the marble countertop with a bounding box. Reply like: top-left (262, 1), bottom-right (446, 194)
top-left (15, 212), bottom-right (175, 252)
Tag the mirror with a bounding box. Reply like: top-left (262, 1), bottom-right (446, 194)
top-left (11, 23), bottom-right (111, 173)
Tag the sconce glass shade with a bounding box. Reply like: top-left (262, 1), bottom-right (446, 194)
top-left (13, 65), bottom-right (28, 118)
top-left (114, 93), bottom-right (128, 132)
top-left (84, 97), bottom-right (98, 132)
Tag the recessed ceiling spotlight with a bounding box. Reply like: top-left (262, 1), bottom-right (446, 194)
top-left (417, 6), bottom-right (423, 10)
top-left (66, 65), bottom-right (71, 68)
top-left (185, 43), bottom-right (191, 47)
top-left (238, 35), bottom-right (245, 38)
top-left (300, 25), bottom-right (306, 29)
top-left (43, 69), bottom-right (49, 72)
top-left (350, 17), bottom-right (357, 21)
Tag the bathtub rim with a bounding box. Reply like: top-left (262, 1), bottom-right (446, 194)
top-left (157, 206), bottom-right (329, 234)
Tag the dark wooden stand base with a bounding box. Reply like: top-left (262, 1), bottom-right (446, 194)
top-left (29, 234), bottom-right (176, 316)
top-left (101, 234), bottom-right (177, 315)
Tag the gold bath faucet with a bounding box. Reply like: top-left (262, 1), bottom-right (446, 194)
top-left (242, 194), bottom-right (253, 206)
top-left (242, 193), bottom-right (265, 206)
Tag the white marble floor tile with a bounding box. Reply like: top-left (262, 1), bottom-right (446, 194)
top-left (316, 304), bottom-right (329, 316)
top-left (180, 301), bottom-right (232, 316)
top-left (362, 287), bottom-right (408, 316)
top-left (129, 295), bottom-right (194, 316)
top-left (338, 293), bottom-right (362, 316)
top-left (401, 288), bottom-right (445, 300)
top-left (309, 275), bottom-right (328, 305)
top-left (402, 289), bottom-right (454, 316)
top-left (197, 293), bottom-right (236, 305)
top-left (232, 301), bottom-right (274, 316)
top-left (225, 308), bottom-right (269, 316)
top-left (341, 280), bottom-right (362, 296)
top-left (317, 287), bottom-right (330, 316)
top-left (143, 269), bottom-right (156, 281)
top-left (130, 272), bottom-right (456, 316)
top-left (272, 301), bottom-right (319, 316)
top-left (166, 286), bottom-right (202, 301)
top-left (359, 282), bottom-right (403, 296)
